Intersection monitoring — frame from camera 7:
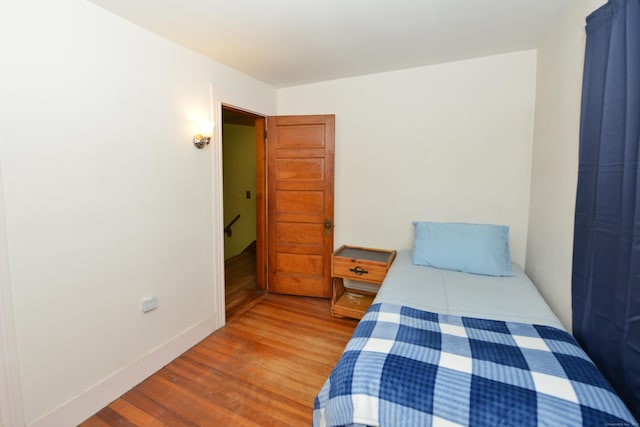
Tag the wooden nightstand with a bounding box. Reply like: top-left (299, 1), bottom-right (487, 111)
top-left (331, 245), bottom-right (396, 319)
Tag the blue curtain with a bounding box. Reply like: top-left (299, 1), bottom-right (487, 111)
top-left (573, 0), bottom-right (640, 420)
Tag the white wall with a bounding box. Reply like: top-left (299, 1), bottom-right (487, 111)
top-left (278, 51), bottom-right (537, 267)
top-left (0, 0), bottom-right (276, 425)
top-left (526, 0), bottom-right (606, 330)
top-left (0, 161), bottom-right (25, 427)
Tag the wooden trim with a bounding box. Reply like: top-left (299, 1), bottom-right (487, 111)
top-left (221, 104), bottom-right (263, 119)
top-left (255, 117), bottom-right (267, 291)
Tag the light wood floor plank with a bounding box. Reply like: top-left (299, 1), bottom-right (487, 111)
top-left (225, 243), bottom-right (265, 320)
top-left (109, 399), bottom-right (167, 427)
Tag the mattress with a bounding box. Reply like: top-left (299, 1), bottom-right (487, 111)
top-left (373, 250), bottom-right (565, 330)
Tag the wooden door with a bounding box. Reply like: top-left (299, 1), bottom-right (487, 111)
top-left (267, 115), bottom-right (335, 297)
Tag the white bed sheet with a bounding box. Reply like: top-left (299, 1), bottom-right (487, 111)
top-left (373, 250), bottom-right (565, 330)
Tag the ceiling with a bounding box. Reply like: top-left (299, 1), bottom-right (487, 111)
top-left (86, 0), bottom-right (572, 88)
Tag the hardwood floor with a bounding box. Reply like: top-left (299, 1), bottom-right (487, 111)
top-left (225, 242), bottom-right (265, 320)
top-left (80, 294), bottom-right (358, 426)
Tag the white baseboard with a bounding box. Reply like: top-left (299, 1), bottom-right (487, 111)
top-left (29, 315), bottom-right (222, 427)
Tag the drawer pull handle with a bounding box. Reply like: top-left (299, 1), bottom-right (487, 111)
top-left (349, 266), bottom-right (369, 276)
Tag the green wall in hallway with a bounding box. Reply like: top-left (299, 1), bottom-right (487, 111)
top-left (222, 124), bottom-right (256, 259)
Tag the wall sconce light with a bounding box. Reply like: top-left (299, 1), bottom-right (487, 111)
top-left (193, 121), bottom-right (215, 149)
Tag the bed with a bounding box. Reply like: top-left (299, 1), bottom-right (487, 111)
top-left (314, 222), bottom-right (636, 427)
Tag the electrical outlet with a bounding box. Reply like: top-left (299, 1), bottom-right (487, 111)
top-left (141, 296), bottom-right (158, 313)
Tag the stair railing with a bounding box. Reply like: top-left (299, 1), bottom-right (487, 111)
top-left (224, 214), bottom-right (241, 237)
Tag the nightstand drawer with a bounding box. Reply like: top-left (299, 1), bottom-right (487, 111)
top-left (331, 246), bottom-right (396, 283)
top-left (332, 258), bottom-right (389, 283)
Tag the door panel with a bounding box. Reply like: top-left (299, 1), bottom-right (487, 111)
top-left (276, 191), bottom-right (324, 216)
top-left (276, 222), bottom-right (324, 246)
top-left (275, 158), bottom-right (325, 181)
top-left (276, 125), bottom-right (326, 148)
top-left (273, 275), bottom-right (326, 296)
top-left (276, 253), bottom-right (324, 275)
top-left (267, 115), bottom-right (335, 297)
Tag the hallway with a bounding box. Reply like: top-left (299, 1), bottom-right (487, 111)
top-left (225, 242), bottom-right (264, 320)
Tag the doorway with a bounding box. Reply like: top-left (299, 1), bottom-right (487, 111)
top-left (220, 110), bottom-right (335, 318)
top-left (222, 106), bottom-right (265, 319)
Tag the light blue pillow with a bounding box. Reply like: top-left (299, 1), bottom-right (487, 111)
top-left (412, 221), bottom-right (514, 276)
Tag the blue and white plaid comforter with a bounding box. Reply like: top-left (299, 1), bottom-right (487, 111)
top-left (314, 303), bottom-right (636, 427)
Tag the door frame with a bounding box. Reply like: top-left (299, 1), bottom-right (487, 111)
top-left (220, 105), bottom-right (267, 291)
top-left (254, 117), bottom-right (267, 291)
top-left (212, 85), bottom-right (274, 324)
